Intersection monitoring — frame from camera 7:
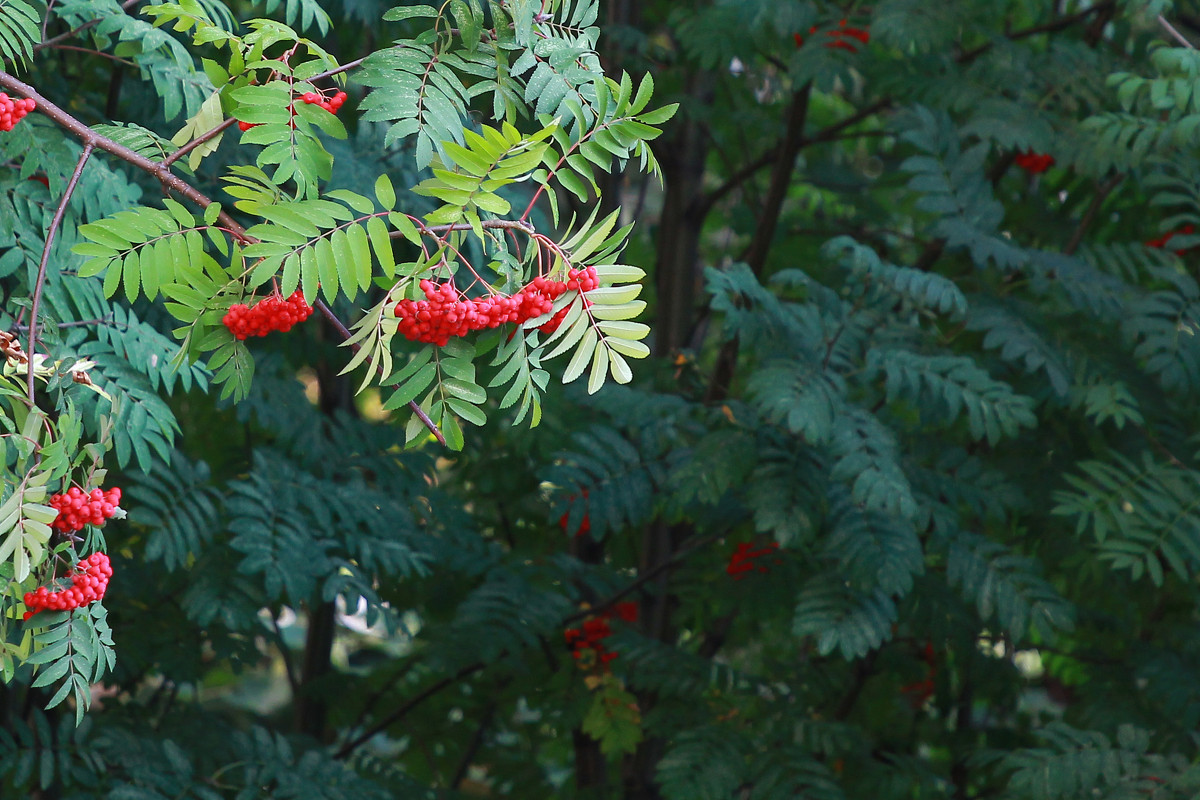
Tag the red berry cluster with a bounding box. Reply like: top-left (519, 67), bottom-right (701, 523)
top-left (794, 19), bottom-right (870, 52)
top-left (559, 489), bottom-right (591, 538)
top-left (222, 290), bottom-right (314, 340)
top-left (0, 92), bottom-right (35, 132)
top-left (23, 552), bottom-right (113, 620)
top-left (49, 487), bottom-right (122, 533)
top-left (726, 541), bottom-right (781, 580)
top-left (1147, 223), bottom-right (1197, 255)
top-left (394, 267), bottom-right (599, 347)
top-left (563, 602), bottom-right (638, 670)
top-left (900, 641), bottom-right (938, 709)
top-left (238, 89), bottom-right (348, 131)
top-left (1015, 151), bottom-right (1055, 174)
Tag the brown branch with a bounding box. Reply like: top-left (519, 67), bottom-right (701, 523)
top-left (561, 533), bottom-right (721, 626)
top-left (309, 55), bottom-right (368, 83)
top-left (0, 69), bottom-right (446, 443)
top-left (314, 299), bottom-right (445, 445)
top-left (163, 117), bottom-right (237, 168)
top-left (34, 0), bottom-right (141, 53)
top-left (700, 97), bottom-right (893, 216)
top-left (957, 1), bottom-right (1117, 63)
top-left (1064, 173), bottom-right (1124, 255)
top-left (391, 218), bottom-right (538, 240)
top-left (1159, 14), bottom-right (1195, 49)
top-left (27, 142), bottom-right (93, 402)
top-left (334, 660), bottom-right (487, 758)
top-left (450, 701), bottom-right (497, 790)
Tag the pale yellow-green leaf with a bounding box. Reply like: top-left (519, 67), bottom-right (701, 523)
top-left (604, 338), bottom-right (651, 359)
top-left (593, 264), bottom-right (646, 283)
top-left (587, 343), bottom-right (609, 394)
top-left (596, 320), bottom-right (650, 340)
top-left (590, 301), bottom-right (646, 321)
top-left (170, 91), bottom-right (227, 170)
top-left (563, 328), bottom-right (598, 383)
top-left (587, 285), bottom-right (642, 304)
top-left (608, 349), bottom-right (634, 383)
top-left (544, 304), bottom-right (590, 359)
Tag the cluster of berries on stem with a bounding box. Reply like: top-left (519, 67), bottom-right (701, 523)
top-left (1146, 223), bottom-right (1197, 255)
top-left (222, 290), bottom-right (314, 339)
top-left (0, 92), bottom-right (35, 132)
top-left (794, 19), bottom-right (870, 52)
top-left (238, 88), bottom-right (348, 131)
top-left (726, 541), bottom-right (781, 580)
top-left (559, 489), bottom-right (591, 538)
top-left (394, 267), bottom-right (598, 347)
top-left (564, 602), bottom-right (638, 670)
top-left (49, 487), bottom-right (122, 533)
top-left (1014, 151), bottom-right (1055, 174)
top-left (23, 552), bottom-right (113, 619)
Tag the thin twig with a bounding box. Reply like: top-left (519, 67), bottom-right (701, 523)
top-left (314, 299), bottom-right (445, 446)
top-left (700, 97), bottom-right (892, 215)
top-left (1065, 173), bottom-right (1124, 255)
top-left (308, 55), bottom-right (368, 83)
top-left (35, 0), bottom-right (141, 52)
top-left (391, 218), bottom-right (537, 240)
top-left (162, 117), bottom-right (237, 168)
top-left (16, 316), bottom-right (115, 332)
top-left (334, 661), bottom-right (487, 758)
top-left (27, 142), bottom-right (93, 402)
top-left (1159, 14), bottom-right (1196, 49)
top-left (958, 1), bottom-right (1117, 63)
top-left (561, 533), bottom-right (721, 625)
top-left (45, 44), bottom-right (135, 65)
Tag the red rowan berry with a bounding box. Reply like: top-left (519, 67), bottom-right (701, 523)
top-left (23, 552), bottom-right (112, 619)
top-left (222, 290), bottom-right (313, 339)
top-left (0, 93), bottom-right (35, 132)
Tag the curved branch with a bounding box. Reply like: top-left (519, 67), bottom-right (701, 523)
top-left (28, 142), bottom-right (93, 402)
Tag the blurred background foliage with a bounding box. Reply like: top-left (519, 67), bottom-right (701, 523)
top-left (10, 0), bottom-right (1200, 798)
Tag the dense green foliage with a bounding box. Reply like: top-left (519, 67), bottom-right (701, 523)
top-left (6, 0), bottom-right (1200, 798)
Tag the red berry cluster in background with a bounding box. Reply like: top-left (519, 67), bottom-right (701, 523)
top-left (564, 602), bottom-right (638, 670)
top-left (794, 19), bottom-right (871, 52)
top-left (726, 541), bottom-right (781, 580)
top-left (394, 267), bottom-right (599, 347)
top-left (23, 552), bottom-right (113, 619)
top-left (222, 290), bottom-right (314, 340)
top-left (238, 89), bottom-right (348, 131)
top-left (49, 487), bottom-right (122, 533)
top-left (1147, 223), bottom-right (1197, 255)
top-left (559, 489), bottom-right (591, 538)
top-left (1015, 151), bottom-right (1055, 174)
top-left (0, 92), bottom-right (35, 132)
top-left (900, 640), bottom-right (938, 709)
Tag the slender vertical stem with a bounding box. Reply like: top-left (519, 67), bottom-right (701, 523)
top-left (27, 142), bottom-right (94, 403)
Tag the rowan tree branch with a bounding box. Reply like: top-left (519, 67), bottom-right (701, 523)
top-left (1065, 173), bottom-right (1124, 255)
top-left (958, 1), bottom-right (1117, 63)
top-left (27, 142), bottom-right (93, 403)
top-left (334, 660), bottom-right (487, 758)
top-left (34, 0), bottom-right (141, 53)
top-left (0, 69), bottom-right (446, 443)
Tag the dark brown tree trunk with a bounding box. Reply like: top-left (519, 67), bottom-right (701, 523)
top-left (651, 73), bottom-right (712, 358)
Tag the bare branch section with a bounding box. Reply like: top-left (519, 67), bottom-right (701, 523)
top-left (0, 69), bottom-right (445, 442)
top-left (27, 142), bottom-right (93, 403)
